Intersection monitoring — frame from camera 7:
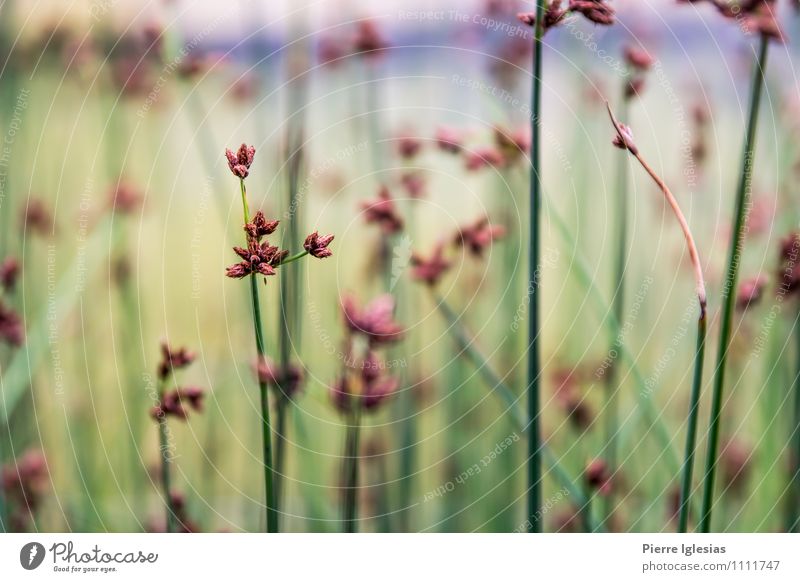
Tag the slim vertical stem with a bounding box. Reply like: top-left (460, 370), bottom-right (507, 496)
top-left (789, 311), bottom-right (800, 533)
top-left (678, 312), bottom-right (707, 533)
top-left (604, 94), bottom-right (630, 527)
top-left (699, 35), bottom-right (769, 533)
top-left (343, 406), bottom-right (362, 533)
top-left (156, 381), bottom-right (177, 533)
top-left (240, 178), bottom-right (278, 533)
top-left (526, 0), bottom-right (545, 533)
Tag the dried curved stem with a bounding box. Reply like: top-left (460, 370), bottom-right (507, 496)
top-left (606, 103), bottom-right (706, 317)
top-left (606, 102), bottom-right (707, 532)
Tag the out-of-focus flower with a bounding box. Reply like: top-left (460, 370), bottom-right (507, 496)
top-left (396, 132), bottom-right (423, 159)
top-left (23, 198), bottom-right (54, 236)
top-left (1, 257), bottom-right (20, 293)
top-left (157, 342), bottom-right (196, 381)
top-left (435, 126), bottom-right (463, 153)
top-left (585, 458), bottom-right (612, 496)
top-left (552, 368), bottom-right (593, 430)
top-left (225, 144), bottom-right (256, 179)
top-left (244, 211), bottom-right (279, 241)
top-left (0, 301), bottom-right (24, 347)
top-left (353, 20), bottom-right (388, 57)
top-left (678, 0), bottom-right (784, 42)
top-left (777, 232), bottom-right (800, 294)
top-left (304, 231), bottom-right (335, 259)
top-left (720, 438), bottom-right (752, 495)
top-left (151, 386), bottom-right (205, 421)
top-left (494, 126), bottom-right (530, 162)
top-left (454, 216), bottom-right (506, 257)
top-left (400, 172), bottom-right (426, 199)
top-left (411, 241), bottom-right (451, 286)
top-left (342, 294), bottom-right (404, 346)
top-left (623, 45), bottom-right (654, 71)
top-left (464, 146), bottom-right (505, 171)
top-left (1, 450), bottom-right (48, 531)
top-left (518, 1), bottom-right (569, 33)
top-left (330, 353), bottom-right (399, 413)
top-left (736, 275), bottom-right (768, 310)
top-left (109, 181), bottom-right (143, 214)
top-left (569, 0), bottom-right (616, 25)
top-left (226, 239), bottom-right (288, 279)
top-left (256, 358), bottom-right (305, 400)
top-left (361, 186), bottom-right (404, 234)
top-left (318, 36), bottom-right (350, 66)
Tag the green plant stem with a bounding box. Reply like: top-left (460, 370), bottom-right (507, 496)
top-left (526, 0), bottom-right (545, 534)
top-left (240, 178), bottom-right (278, 533)
top-left (678, 312), bottom-right (707, 533)
top-left (699, 35), bottom-right (769, 533)
top-left (343, 406), bottom-right (362, 533)
top-left (604, 94), bottom-right (630, 526)
top-left (790, 310), bottom-right (800, 533)
top-left (156, 381), bottom-right (177, 534)
top-left (281, 250), bottom-right (309, 265)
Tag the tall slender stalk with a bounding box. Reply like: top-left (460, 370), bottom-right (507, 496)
top-left (526, 0), bottom-right (545, 534)
top-left (603, 94), bottom-right (629, 527)
top-left (156, 379), bottom-right (177, 534)
top-left (789, 310), bottom-right (800, 533)
top-left (343, 406), bottom-right (362, 533)
top-left (678, 314), bottom-right (707, 532)
top-left (700, 35), bottom-right (769, 533)
top-left (607, 103), bottom-right (708, 534)
top-left (239, 177), bottom-right (278, 533)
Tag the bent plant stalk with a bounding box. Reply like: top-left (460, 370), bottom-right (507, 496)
top-left (239, 177), bottom-right (278, 533)
top-left (607, 103), bottom-right (707, 534)
top-left (526, 0), bottom-right (545, 534)
top-left (700, 35), bottom-right (769, 533)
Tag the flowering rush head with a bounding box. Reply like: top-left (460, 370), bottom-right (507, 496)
top-left (304, 231), bottom-right (335, 259)
top-left (256, 358), bottom-right (305, 400)
top-left (1, 257), bottom-right (19, 293)
top-left (0, 301), bottom-right (24, 347)
top-left (494, 126), bottom-right (531, 162)
top-left (517, 1), bottom-right (569, 33)
top-left (678, 0), bottom-right (785, 42)
top-left (151, 386), bottom-right (205, 421)
top-left (329, 352), bottom-right (399, 414)
top-left (226, 239), bottom-right (288, 279)
top-left (244, 211), bottom-right (279, 241)
top-left (361, 186), bottom-right (404, 234)
top-left (454, 216), bottom-right (506, 257)
top-left (736, 274), bottom-right (769, 311)
top-left (411, 241), bottom-right (451, 286)
top-left (225, 144), bottom-right (256, 179)
top-left (435, 126), bottom-right (463, 153)
top-left (395, 132), bottom-right (423, 159)
top-left (623, 45), bottom-right (654, 72)
top-left (157, 342), bottom-right (196, 381)
top-left (568, 0), bottom-right (616, 25)
top-left (341, 293), bottom-right (405, 346)
top-left (610, 122), bottom-right (638, 155)
top-left (584, 458), bottom-right (612, 496)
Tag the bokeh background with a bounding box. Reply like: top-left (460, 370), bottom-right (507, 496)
top-left (1, 0), bottom-right (799, 532)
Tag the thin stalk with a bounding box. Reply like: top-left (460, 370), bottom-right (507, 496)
top-left (790, 311), bottom-right (800, 533)
top-left (156, 381), bottom-right (177, 533)
top-left (526, 0), bottom-right (545, 533)
top-left (603, 94), bottom-right (630, 527)
top-left (607, 103), bottom-right (708, 534)
top-left (678, 313), bottom-right (707, 532)
top-left (343, 406), bottom-right (362, 533)
top-left (240, 178), bottom-right (278, 533)
top-left (280, 250), bottom-right (309, 265)
top-left (700, 35), bottom-right (769, 533)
